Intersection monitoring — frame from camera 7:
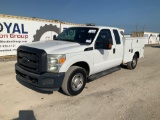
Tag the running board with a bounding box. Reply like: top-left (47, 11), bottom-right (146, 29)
top-left (88, 66), bottom-right (121, 81)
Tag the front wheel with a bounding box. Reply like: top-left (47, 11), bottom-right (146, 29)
top-left (127, 54), bottom-right (138, 70)
top-left (61, 66), bottom-right (87, 96)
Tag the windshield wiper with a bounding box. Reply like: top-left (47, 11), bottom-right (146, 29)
top-left (54, 39), bottom-right (90, 45)
top-left (54, 39), bottom-right (78, 43)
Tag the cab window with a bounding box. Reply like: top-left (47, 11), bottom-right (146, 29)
top-left (113, 30), bottom-right (121, 44)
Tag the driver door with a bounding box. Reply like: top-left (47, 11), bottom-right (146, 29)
top-left (93, 29), bottom-right (116, 74)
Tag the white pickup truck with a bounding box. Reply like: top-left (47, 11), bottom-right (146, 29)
top-left (15, 25), bottom-right (145, 96)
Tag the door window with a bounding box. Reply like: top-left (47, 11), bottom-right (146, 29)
top-left (113, 30), bottom-right (121, 44)
top-left (96, 29), bottom-right (113, 48)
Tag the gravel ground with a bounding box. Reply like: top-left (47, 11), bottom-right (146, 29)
top-left (0, 45), bottom-right (160, 120)
top-left (0, 55), bottom-right (16, 62)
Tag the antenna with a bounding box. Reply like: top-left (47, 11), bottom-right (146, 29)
top-left (136, 23), bottom-right (138, 37)
top-left (143, 24), bottom-right (145, 32)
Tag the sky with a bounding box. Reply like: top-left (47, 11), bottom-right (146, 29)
top-left (0, 0), bottom-right (160, 34)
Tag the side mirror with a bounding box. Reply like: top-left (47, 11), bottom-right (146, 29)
top-left (53, 35), bottom-right (57, 40)
top-left (103, 42), bottom-right (112, 50)
top-left (95, 39), bottom-right (112, 50)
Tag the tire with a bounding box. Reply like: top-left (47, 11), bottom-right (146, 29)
top-left (127, 54), bottom-right (138, 70)
top-left (61, 66), bottom-right (87, 96)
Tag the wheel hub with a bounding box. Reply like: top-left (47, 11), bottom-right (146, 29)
top-left (132, 58), bottom-right (137, 67)
top-left (71, 73), bottom-right (84, 91)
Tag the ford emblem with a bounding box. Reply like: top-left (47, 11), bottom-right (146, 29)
top-left (22, 57), bottom-right (30, 63)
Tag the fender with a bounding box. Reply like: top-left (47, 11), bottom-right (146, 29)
top-left (59, 54), bottom-right (93, 75)
top-left (123, 50), bottom-right (140, 64)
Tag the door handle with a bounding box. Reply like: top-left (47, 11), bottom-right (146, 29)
top-left (113, 48), bottom-right (116, 54)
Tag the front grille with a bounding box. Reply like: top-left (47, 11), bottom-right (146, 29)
top-left (18, 50), bottom-right (39, 72)
top-left (17, 46), bottom-right (47, 74)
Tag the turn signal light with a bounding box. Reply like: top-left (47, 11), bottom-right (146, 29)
top-left (59, 58), bottom-right (66, 64)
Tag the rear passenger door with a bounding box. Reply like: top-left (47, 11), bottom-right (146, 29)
top-left (112, 29), bottom-right (123, 64)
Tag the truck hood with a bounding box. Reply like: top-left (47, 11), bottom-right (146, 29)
top-left (24, 40), bottom-right (89, 54)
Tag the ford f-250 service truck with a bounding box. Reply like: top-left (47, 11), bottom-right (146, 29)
top-left (15, 25), bottom-right (145, 96)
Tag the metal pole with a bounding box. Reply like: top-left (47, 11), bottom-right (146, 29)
top-left (136, 23), bottom-right (138, 37)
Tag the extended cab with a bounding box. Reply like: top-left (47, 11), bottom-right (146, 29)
top-left (15, 26), bottom-right (145, 96)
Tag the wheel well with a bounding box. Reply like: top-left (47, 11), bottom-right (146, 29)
top-left (72, 62), bottom-right (90, 76)
top-left (135, 52), bottom-right (139, 58)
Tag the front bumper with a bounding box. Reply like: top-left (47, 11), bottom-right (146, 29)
top-left (15, 63), bottom-right (65, 91)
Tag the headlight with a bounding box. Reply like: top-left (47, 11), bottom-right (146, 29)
top-left (47, 54), bottom-right (66, 72)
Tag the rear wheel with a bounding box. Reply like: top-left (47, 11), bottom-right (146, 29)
top-left (127, 54), bottom-right (138, 70)
top-left (61, 66), bottom-right (87, 96)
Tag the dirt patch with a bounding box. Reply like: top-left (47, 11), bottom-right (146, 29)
top-left (0, 55), bottom-right (16, 62)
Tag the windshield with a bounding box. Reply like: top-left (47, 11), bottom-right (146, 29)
top-left (55, 27), bottom-right (98, 44)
